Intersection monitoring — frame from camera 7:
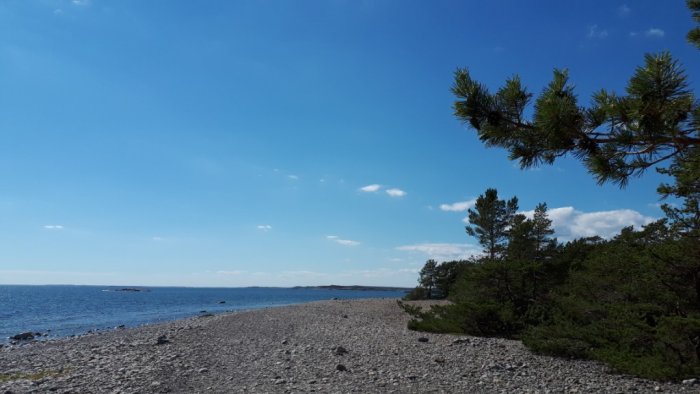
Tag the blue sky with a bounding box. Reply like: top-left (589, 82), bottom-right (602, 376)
top-left (0, 1), bottom-right (698, 287)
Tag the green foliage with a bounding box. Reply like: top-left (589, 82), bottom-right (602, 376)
top-left (405, 187), bottom-right (700, 380)
top-left (406, 259), bottom-right (473, 300)
top-left (452, 53), bottom-right (699, 187)
top-left (524, 223), bottom-right (700, 380)
top-left (402, 286), bottom-right (429, 301)
top-left (418, 259), bottom-right (438, 298)
top-left (689, 0), bottom-right (700, 48)
top-left (409, 5), bottom-right (700, 381)
top-left (465, 188), bottom-right (518, 260)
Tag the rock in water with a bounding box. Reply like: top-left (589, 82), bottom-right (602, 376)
top-left (11, 332), bottom-right (35, 341)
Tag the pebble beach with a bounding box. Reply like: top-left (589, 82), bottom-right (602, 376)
top-left (1, 299), bottom-right (697, 393)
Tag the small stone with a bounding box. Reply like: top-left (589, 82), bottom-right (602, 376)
top-left (683, 378), bottom-right (698, 385)
top-left (334, 346), bottom-right (348, 355)
top-left (336, 364), bottom-right (347, 372)
top-left (342, 314), bottom-right (348, 318)
top-left (654, 386), bottom-right (662, 392)
top-left (156, 335), bottom-right (170, 345)
top-left (274, 379), bottom-right (286, 385)
top-left (418, 337), bottom-right (429, 343)
top-left (198, 368), bottom-right (209, 374)
top-left (281, 340), bottom-right (288, 345)
top-left (433, 356), bottom-right (446, 364)
top-left (151, 382), bottom-right (161, 387)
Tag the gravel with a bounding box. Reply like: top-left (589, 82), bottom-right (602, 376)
top-left (1, 299), bottom-right (698, 393)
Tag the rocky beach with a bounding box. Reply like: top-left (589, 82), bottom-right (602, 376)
top-left (1, 299), bottom-right (698, 393)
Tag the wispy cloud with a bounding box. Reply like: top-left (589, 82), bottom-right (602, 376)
top-left (521, 206), bottom-right (655, 241)
top-left (152, 236), bottom-right (166, 241)
top-left (257, 225), bottom-right (272, 231)
top-left (287, 175), bottom-right (299, 180)
top-left (216, 270), bottom-right (248, 276)
top-left (587, 24), bottom-right (609, 39)
top-left (385, 188), bottom-right (406, 198)
top-left (359, 184), bottom-right (382, 193)
top-left (617, 4), bottom-right (631, 17)
top-left (439, 199), bottom-right (476, 212)
top-left (397, 243), bottom-right (480, 261)
top-left (43, 225), bottom-right (64, 230)
top-left (326, 235), bottom-right (360, 246)
top-left (645, 28), bottom-right (665, 38)
top-left (71, 0), bottom-right (90, 6)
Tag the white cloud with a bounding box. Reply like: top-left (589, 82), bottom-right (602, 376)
top-left (385, 188), bottom-right (406, 198)
top-left (397, 243), bottom-right (481, 261)
top-left (587, 24), bottom-right (609, 39)
top-left (257, 224), bottom-right (272, 231)
top-left (440, 199), bottom-right (476, 212)
top-left (645, 28), bottom-right (665, 38)
top-left (152, 236), bottom-right (165, 241)
top-left (326, 235), bottom-right (360, 246)
top-left (521, 206), bottom-right (655, 241)
top-left (287, 175), bottom-right (299, 180)
top-left (53, 8), bottom-right (63, 14)
top-left (629, 31), bottom-right (638, 37)
top-left (43, 225), bottom-right (64, 230)
top-left (359, 184), bottom-right (381, 193)
top-left (72, 0), bottom-right (90, 5)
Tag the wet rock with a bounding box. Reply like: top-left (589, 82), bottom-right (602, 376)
top-left (336, 364), bottom-right (347, 372)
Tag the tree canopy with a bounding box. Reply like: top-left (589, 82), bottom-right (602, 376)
top-left (451, 53), bottom-right (698, 187)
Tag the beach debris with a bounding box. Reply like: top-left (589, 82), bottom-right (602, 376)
top-left (11, 332), bottom-right (35, 341)
top-left (155, 335), bottom-right (170, 345)
top-left (281, 339), bottom-right (288, 345)
top-left (417, 337), bottom-right (429, 343)
top-left (335, 364), bottom-right (347, 372)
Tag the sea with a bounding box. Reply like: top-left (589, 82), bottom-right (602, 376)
top-left (0, 285), bottom-right (407, 343)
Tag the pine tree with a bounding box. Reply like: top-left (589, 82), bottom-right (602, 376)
top-left (688, 0), bottom-right (700, 48)
top-left (466, 188), bottom-right (518, 260)
top-left (418, 259), bottom-right (438, 299)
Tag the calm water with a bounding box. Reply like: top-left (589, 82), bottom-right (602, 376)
top-left (0, 285), bottom-right (406, 342)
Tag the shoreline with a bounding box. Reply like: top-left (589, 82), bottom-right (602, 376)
top-left (1, 298), bottom-right (696, 393)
